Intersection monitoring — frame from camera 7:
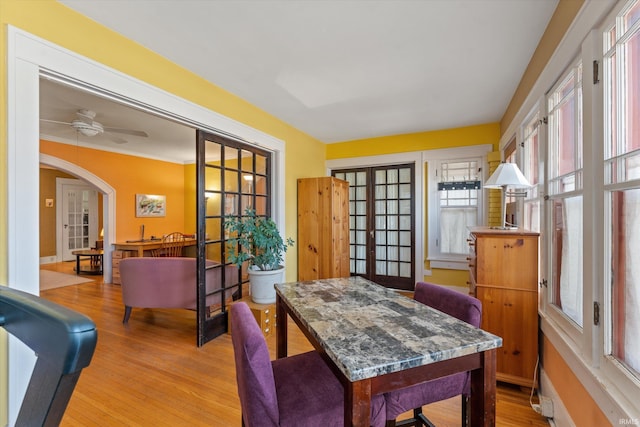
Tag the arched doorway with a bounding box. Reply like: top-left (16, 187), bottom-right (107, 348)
top-left (40, 154), bottom-right (116, 283)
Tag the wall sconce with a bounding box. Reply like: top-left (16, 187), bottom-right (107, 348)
top-left (484, 162), bottom-right (532, 230)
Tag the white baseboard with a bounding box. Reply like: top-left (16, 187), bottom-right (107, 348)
top-left (39, 256), bottom-right (57, 265)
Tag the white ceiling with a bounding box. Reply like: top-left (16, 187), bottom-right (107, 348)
top-left (41, 0), bottom-right (559, 162)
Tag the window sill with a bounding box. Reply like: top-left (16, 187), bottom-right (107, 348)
top-left (428, 258), bottom-right (469, 271)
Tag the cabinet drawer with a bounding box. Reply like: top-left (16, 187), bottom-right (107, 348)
top-left (228, 297), bottom-right (276, 338)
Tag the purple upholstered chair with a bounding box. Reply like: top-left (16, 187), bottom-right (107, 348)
top-left (230, 302), bottom-right (387, 427)
top-left (384, 282), bottom-right (482, 427)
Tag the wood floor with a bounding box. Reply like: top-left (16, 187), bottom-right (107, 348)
top-left (38, 262), bottom-right (550, 426)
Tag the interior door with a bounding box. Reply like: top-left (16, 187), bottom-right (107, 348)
top-left (195, 129), bottom-right (272, 346)
top-left (333, 164), bottom-right (415, 290)
top-left (57, 179), bottom-right (98, 261)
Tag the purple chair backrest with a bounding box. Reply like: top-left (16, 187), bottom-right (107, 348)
top-left (230, 302), bottom-right (280, 427)
top-left (414, 282), bottom-right (482, 328)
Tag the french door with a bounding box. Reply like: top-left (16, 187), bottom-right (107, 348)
top-left (56, 178), bottom-right (98, 261)
top-left (333, 164), bottom-right (415, 290)
top-left (195, 129), bottom-right (272, 345)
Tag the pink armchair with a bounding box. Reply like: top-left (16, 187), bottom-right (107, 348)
top-left (119, 257), bottom-right (238, 323)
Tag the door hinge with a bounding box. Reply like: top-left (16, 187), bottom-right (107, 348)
top-left (593, 60), bottom-right (600, 84)
top-left (593, 301), bottom-right (600, 326)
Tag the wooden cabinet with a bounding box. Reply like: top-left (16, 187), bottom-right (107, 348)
top-left (297, 177), bottom-right (350, 281)
top-left (228, 296), bottom-right (276, 338)
top-left (468, 227), bottom-right (539, 387)
top-left (111, 250), bottom-right (131, 285)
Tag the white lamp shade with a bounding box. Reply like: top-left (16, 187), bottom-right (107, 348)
top-left (484, 163), bottom-right (531, 189)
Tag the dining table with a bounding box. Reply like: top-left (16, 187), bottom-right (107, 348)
top-left (275, 276), bottom-right (503, 427)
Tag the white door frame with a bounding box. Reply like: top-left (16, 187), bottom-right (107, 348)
top-left (41, 154), bottom-right (116, 280)
top-left (56, 178), bottom-right (98, 261)
top-left (7, 26), bottom-right (285, 425)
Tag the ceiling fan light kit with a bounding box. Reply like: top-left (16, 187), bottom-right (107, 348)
top-left (41, 108), bottom-right (148, 143)
top-left (71, 118), bottom-right (103, 137)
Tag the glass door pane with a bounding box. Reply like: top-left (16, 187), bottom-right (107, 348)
top-left (334, 164), bottom-right (415, 290)
top-left (196, 130), bottom-right (272, 346)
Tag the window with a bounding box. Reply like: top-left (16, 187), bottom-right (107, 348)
top-left (521, 112), bottom-right (542, 232)
top-left (437, 160), bottom-right (480, 255)
top-left (547, 59), bottom-right (584, 327)
top-left (604, 0), bottom-right (640, 378)
top-left (427, 145), bottom-right (491, 270)
top-left (504, 138), bottom-right (519, 226)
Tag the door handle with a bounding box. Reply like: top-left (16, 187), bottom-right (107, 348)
top-left (64, 224), bottom-right (68, 229)
top-left (370, 230), bottom-right (374, 238)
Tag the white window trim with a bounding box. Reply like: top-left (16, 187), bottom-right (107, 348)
top-left (598, 0), bottom-right (640, 416)
top-left (426, 146), bottom-right (492, 270)
top-left (544, 54), bottom-right (586, 339)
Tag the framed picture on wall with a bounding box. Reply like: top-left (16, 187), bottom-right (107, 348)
top-left (136, 194), bottom-right (166, 217)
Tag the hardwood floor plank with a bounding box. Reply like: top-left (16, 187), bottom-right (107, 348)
top-left (37, 262), bottom-right (549, 426)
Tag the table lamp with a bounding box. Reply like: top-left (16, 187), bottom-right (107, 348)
top-left (484, 162), bottom-right (532, 229)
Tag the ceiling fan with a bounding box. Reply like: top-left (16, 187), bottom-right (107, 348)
top-left (40, 109), bottom-right (149, 144)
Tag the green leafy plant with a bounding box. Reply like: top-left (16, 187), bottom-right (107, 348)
top-left (224, 208), bottom-right (294, 271)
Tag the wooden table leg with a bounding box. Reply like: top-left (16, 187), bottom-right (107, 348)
top-left (346, 379), bottom-right (371, 426)
top-left (470, 348), bottom-right (497, 427)
top-left (276, 294), bottom-right (287, 359)
top-left (75, 255), bottom-right (80, 275)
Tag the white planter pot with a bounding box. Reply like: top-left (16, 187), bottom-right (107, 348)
top-left (248, 267), bottom-right (284, 304)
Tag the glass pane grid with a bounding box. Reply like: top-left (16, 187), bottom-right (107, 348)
top-left (605, 150), bottom-right (640, 184)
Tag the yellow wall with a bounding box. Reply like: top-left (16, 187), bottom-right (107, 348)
top-left (327, 122), bottom-right (500, 159)
top-left (328, 123), bottom-right (501, 287)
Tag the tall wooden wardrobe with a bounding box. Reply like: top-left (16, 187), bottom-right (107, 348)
top-left (297, 177), bottom-right (350, 281)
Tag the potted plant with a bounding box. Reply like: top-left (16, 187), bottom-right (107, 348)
top-left (224, 208), bottom-right (294, 304)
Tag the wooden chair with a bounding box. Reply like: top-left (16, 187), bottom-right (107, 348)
top-left (152, 232), bottom-right (185, 257)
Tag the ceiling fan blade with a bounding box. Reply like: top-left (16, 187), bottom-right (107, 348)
top-left (40, 119), bottom-right (72, 126)
top-left (103, 127), bottom-right (148, 138)
top-left (106, 133), bottom-right (128, 144)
